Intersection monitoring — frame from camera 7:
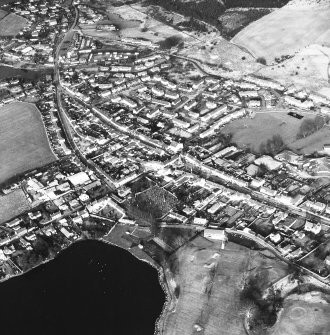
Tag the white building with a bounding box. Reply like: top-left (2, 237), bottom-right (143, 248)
top-left (203, 229), bottom-right (228, 249)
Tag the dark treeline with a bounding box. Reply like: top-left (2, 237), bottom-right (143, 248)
top-left (146, 0), bottom-right (290, 30)
top-left (225, 0), bottom-right (290, 8)
top-left (146, 0), bottom-right (226, 27)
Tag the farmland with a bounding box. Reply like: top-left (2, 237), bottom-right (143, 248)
top-left (159, 236), bottom-right (289, 335)
top-left (0, 13), bottom-right (28, 36)
top-left (0, 102), bottom-right (57, 185)
top-left (0, 188), bottom-right (31, 224)
top-left (222, 111), bottom-right (317, 154)
top-left (232, 3), bottom-right (330, 63)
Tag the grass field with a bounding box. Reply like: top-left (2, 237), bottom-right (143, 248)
top-left (0, 102), bottom-right (57, 185)
top-left (107, 4), bottom-right (197, 44)
top-left (0, 10), bottom-right (8, 20)
top-left (270, 298), bottom-right (330, 335)
top-left (222, 111), bottom-right (316, 154)
top-left (0, 188), bottom-right (31, 224)
top-left (178, 36), bottom-right (262, 75)
top-left (160, 237), bottom-right (289, 335)
top-left (0, 13), bottom-right (28, 36)
top-left (257, 45), bottom-right (330, 92)
top-left (232, 4), bottom-right (330, 63)
top-left (289, 127), bottom-right (330, 155)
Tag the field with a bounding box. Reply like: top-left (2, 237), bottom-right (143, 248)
top-left (270, 298), bottom-right (330, 335)
top-left (0, 188), bottom-right (31, 224)
top-left (289, 127), bottom-right (330, 155)
top-left (159, 236), bottom-right (289, 335)
top-left (232, 3), bottom-right (330, 63)
top-left (110, 4), bottom-right (197, 44)
top-left (0, 13), bottom-right (28, 36)
top-left (178, 36), bottom-right (262, 76)
top-left (0, 102), bottom-right (57, 185)
top-left (222, 111), bottom-right (316, 154)
top-left (81, 4), bottom-right (198, 45)
top-left (0, 10), bottom-right (8, 20)
top-left (257, 45), bottom-right (330, 93)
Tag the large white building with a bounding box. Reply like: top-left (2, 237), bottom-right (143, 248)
top-left (203, 229), bottom-right (228, 249)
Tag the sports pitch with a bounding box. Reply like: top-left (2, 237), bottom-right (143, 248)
top-left (0, 13), bottom-right (28, 36)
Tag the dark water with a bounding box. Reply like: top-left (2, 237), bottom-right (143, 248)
top-left (0, 240), bottom-right (165, 335)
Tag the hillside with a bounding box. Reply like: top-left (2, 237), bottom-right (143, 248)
top-left (232, 1), bottom-right (330, 63)
top-left (144, 0), bottom-right (290, 33)
top-left (257, 44), bottom-right (330, 94)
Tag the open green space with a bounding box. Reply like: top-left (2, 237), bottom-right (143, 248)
top-left (0, 13), bottom-right (28, 36)
top-left (222, 111), bottom-right (318, 154)
top-left (160, 237), bottom-right (289, 335)
top-left (0, 102), bottom-right (57, 185)
top-left (270, 298), bottom-right (330, 335)
top-left (0, 188), bottom-right (31, 224)
top-left (0, 10), bottom-right (8, 20)
top-left (232, 4), bottom-right (330, 62)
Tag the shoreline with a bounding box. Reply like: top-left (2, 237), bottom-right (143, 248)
top-left (99, 236), bottom-right (173, 335)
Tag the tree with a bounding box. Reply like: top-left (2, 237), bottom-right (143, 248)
top-left (257, 57), bottom-right (267, 65)
top-left (297, 116), bottom-right (326, 139)
top-left (159, 35), bottom-right (183, 49)
top-left (260, 134), bottom-right (284, 155)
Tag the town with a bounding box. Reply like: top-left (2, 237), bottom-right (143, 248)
top-left (1, 0), bottom-right (330, 295)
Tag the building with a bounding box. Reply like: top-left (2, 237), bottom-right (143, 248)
top-left (67, 172), bottom-right (90, 187)
top-left (203, 229), bottom-right (228, 249)
top-left (193, 217), bottom-right (208, 226)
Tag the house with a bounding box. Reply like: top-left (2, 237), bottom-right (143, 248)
top-left (207, 201), bottom-right (225, 215)
top-left (304, 221), bottom-right (322, 235)
top-left (260, 186), bottom-right (277, 197)
top-left (325, 255), bottom-right (330, 267)
top-left (324, 144), bottom-right (330, 155)
top-left (167, 212), bottom-right (188, 224)
top-left (284, 96), bottom-right (313, 109)
top-left (193, 217), bottom-right (208, 226)
top-left (289, 247), bottom-right (304, 259)
top-left (269, 233), bottom-right (282, 245)
top-left (60, 227), bottom-right (73, 239)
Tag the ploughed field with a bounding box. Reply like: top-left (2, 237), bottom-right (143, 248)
top-left (0, 102), bottom-right (57, 185)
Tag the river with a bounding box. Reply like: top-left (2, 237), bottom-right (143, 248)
top-left (0, 240), bottom-right (165, 335)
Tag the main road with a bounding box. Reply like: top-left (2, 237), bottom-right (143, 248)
top-left (53, 6), bottom-right (118, 190)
